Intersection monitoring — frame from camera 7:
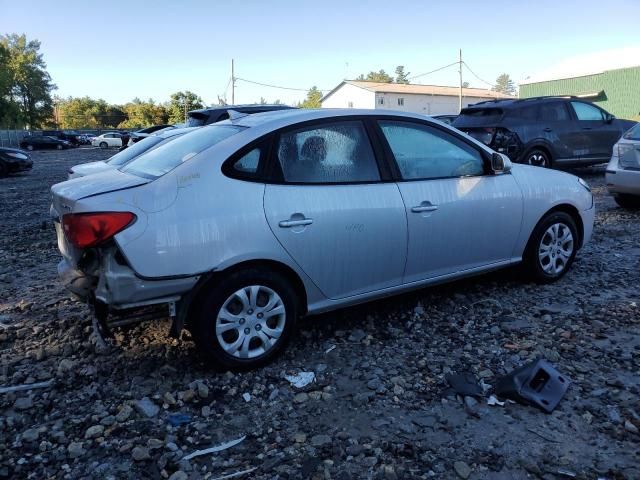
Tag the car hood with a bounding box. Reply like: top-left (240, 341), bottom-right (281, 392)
top-left (0, 147), bottom-right (29, 155)
top-left (51, 169), bottom-right (150, 210)
top-left (69, 161), bottom-right (113, 178)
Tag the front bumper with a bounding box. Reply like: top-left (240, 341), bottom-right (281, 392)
top-left (606, 167), bottom-right (640, 196)
top-left (580, 205), bottom-right (595, 248)
top-left (7, 160), bottom-right (33, 173)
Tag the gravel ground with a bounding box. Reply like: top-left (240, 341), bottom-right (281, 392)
top-left (0, 148), bottom-right (639, 480)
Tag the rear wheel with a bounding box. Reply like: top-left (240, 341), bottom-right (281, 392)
top-left (525, 148), bottom-right (552, 168)
top-left (99, 142), bottom-right (108, 149)
top-left (191, 269), bottom-right (298, 369)
top-left (523, 211), bottom-right (578, 283)
top-left (614, 194), bottom-right (640, 209)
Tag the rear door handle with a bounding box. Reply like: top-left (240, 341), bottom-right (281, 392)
top-left (279, 218), bottom-right (313, 228)
top-left (411, 204), bottom-right (438, 213)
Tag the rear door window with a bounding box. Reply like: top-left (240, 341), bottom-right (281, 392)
top-left (539, 102), bottom-right (570, 121)
top-left (122, 125), bottom-right (244, 179)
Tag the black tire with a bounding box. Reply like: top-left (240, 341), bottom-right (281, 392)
top-left (614, 194), bottom-right (640, 209)
top-left (0, 161), bottom-right (7, 178)
top-left (191, 268), bottom-right (298, 369)
top-left (523, 211), bottom-right (578, 283)
top-left (525, 148), bottom-right (552, 168)
top-left (99, 142), bottom-right (108, 149)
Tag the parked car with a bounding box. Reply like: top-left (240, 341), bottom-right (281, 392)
top-left (606, 123), bottom-right (640, 208)
top-left (91, 132), bottom-right (123, 149)
top-left (51, 109), bottom-right (594, 369)
top-left (0, 147), bottom-right (33, 177)
top-left (432, 114), bottom-right (458, 125)
top-left (452, 96), bottom-right (636, 168)
top-left (69, 127), bottom-right (197, 178)
top-left (128, 125), bottom-right (176, 146)
top-left (20, 135), bottom-right (73, 151)
top-left (42, 130), bottom-right (82, 146)
top-left (186, 104), bottom-right (295, 127)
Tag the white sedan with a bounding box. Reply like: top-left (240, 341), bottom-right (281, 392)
top-left (91, 132), bottom-right (123, 149)
top-left (51, 109), bottom-right (594, 369)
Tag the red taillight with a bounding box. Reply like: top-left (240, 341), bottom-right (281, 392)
top-left (62, 212), bottom-right (136, 248)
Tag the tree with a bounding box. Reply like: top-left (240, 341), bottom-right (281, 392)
top-left (0, 34), bottom-right (56, 128)
top-left (462, 81), bottom-right (470, 88)
top-left (492, 73), bottom-right (516, 95)
top-left (166, 90), bottom-right (204, 124)
top-left (0, 43), bottom-right (21, 127)
top-left (356, 69), bottom-right (393, 83)
top-left (118, 98), bottom-right (168, 128)
top-left (395, 65), bottom-right (410, 84)
top-left (56, 96), bottom-right (126, 129)
top-left (299, 86), bottom-right (322, 108)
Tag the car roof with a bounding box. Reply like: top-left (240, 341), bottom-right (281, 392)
top-left (153, 126), bottom-right (199, 138)
top-left (188, 104), bottom-right (295, 115)
top-left (466, 96), bottom-right (583, 110)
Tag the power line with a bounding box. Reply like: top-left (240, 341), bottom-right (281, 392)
top-left (235, 77), bottom-right (330, 92)
top-left (462, 61), bottom-right (496, 88)
top-left (409, 61), bottom-right (459, 81)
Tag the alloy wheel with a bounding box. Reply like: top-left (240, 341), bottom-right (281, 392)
top-left (216, 285), bottom-right (286, 359)
top-left (527, 152), bottom-right (548, 167)
top-left (538, 223), bottom-right (574, 275)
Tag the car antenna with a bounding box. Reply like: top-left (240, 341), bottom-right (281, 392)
top-left (227, 109), bottom-right (249, 122)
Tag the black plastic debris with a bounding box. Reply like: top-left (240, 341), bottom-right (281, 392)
top-left (494, 359), bottom-right (570, 413)
top-left (445, 371), bottom-right (483, 397)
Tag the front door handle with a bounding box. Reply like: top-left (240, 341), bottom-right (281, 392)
top-left (411, 204), bottom-right (439, 213)
top-left (279, 218), bottom-right (313, 228)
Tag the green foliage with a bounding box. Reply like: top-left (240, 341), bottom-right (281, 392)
top-left (56, 96), bottom-right (125, 129)
top-left (166, 90), bottom-right (204, 124)
top-left (356, 69), bottom-right (394, 83)
top-left (118, 98), bottom-right (168, 129)
top-left (492, 73), bottom-right (516, 95)
top-left (395, 66), bottom-right (410, 84)
top-left (462, 81), bottom-right (470, 88)
top-left (299, 86), bottom-right (323, 108)
top-left (0, 34), bottom-right (56, 128)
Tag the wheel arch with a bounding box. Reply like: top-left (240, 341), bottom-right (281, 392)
top-left (519, 142), bottom-right (554, 165)
top-left (525, 203), bottom-right (585, 255)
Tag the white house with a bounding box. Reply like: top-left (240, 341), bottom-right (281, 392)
top-left (321, 80), bottom-right (514, 115)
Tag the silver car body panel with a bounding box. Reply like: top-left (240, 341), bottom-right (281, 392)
top-left (50, 109), bottom-right (595, 312)
top-left (606, 138), bottom-right (640, 196)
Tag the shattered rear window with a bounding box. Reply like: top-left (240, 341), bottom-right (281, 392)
top-left (122, 125), bottom-right (244, 179)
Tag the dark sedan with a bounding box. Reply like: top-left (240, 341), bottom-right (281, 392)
top-left (19, 136), bottom-right (73, 151)
top-left (0, 147), bottom-right (33, 177)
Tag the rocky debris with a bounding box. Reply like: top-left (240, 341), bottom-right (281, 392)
top-left (0, 153), bottom-right (639, 478)
top-left (453, 461), bottom-right (472, 479)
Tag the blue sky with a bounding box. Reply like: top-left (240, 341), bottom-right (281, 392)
top-left (2, 0), bottom-right (639, 106)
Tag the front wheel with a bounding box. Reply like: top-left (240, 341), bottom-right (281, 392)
top-left (523, 211), bottom-right (578, 283)
top-left (191, 269), bottom-right (298, 369)
top-left (614, 194), bottom-right (640, 209)
top-left (525, 149), bottom-right (552, 168)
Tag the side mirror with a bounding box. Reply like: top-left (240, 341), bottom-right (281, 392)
top-left (491, 152), bottom-right (511, 173)
top-left (605, 113), bottom-right (615, 124)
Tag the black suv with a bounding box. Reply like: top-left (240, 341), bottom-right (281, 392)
top-left (452, 97), bottom-right (636, 168)
top-left (186, 104), bottom-right (295, 127)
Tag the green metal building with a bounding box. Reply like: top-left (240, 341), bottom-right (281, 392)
top-left (520, 65), bottom-right (640, 120)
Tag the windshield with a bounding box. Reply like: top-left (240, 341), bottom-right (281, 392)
top-left (623, 123), bottom-right (640, 141)
top-left (106, 135), bottom-right (166, 166)
top-left (122, 125), bottom-right (244, 179)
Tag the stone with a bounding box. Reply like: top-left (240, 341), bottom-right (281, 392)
top-left (68, 442), bottom-right (85, 459)
top-left (14, 396), bottom-right (34, 411)
top-left (196, 382), bottom-right (209, 399)
top-left (85, 425), bottom-right (104, 439)
top-left (131, 446), bottom-right (150, 461)
top-left (57, 358), bottom-right (74, 375)
top-left (135, 397), bottom-right (159, 418)
top-left (22, 428), bottom-right (40, 442)
top-left (116, 404), bottom-right (133, 422)
top-left (348, 329), bottom-right (366, 342)
top-left (310, 434), bottom-right (331, 447)
top-left (168, 472), bottom-right (188, 480)
top-left (624, 420), bottom-right (638, 434)
top-left (293, 392), bottom-right (308, 403)
top-left (453, 461), bottom-right (472, 479)
top-left (164, 392), bottom-right (177, 406)
top-left (294, 433), bottom-right (307, 443)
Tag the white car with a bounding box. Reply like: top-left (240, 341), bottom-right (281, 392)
top-left (69, 127), bottom-right (197, 179)
top-left (606, 123), bottom-right (640, 208)
top-left (51, 109), bottom-right (594, 368)
top-left (91, 132), bottom-right (123, 149)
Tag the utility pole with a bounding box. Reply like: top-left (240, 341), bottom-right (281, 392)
top-left (458, 48), bottom-right (463, 114)
top-left (231, 59), bottom-right (235, 105)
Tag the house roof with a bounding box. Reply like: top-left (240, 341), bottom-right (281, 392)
top-left (520, 47), bottom-right (640, 85)
top-left (321, 80), bottom-right (514, 102)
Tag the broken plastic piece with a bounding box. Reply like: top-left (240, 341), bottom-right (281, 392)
top-left (182, 435), bottom-right (246, 460)
top-left (285, 371), bottom-right (315, 389)
top-left (487, 395), bottom-right (505, 406)
top-left (445, 372), bottom-right (483, 397)
top-left (0, 380), bottom-right (53, 395)
top-left (494, 359), bottom-right (570, 413)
